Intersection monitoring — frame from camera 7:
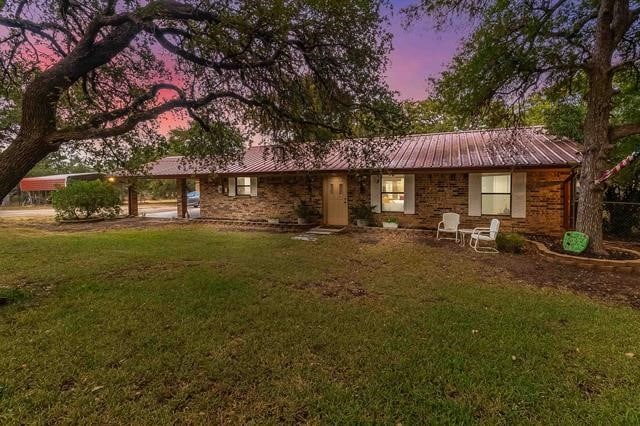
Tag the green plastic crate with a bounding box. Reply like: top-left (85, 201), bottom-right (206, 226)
top-left (562, 231), bottom-right (589, 254)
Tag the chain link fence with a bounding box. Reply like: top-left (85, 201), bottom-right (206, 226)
top-left (603, 201), bottom-right (640, 239)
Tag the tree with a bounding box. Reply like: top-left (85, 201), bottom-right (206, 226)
top-left (407, 0), bottom-right (640, 253)
top-left (403, 98), bottom-right (513, 133)
top-left (0, 0), bottom-right (403, 199)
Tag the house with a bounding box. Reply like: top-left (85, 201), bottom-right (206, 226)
top-left (132, 127), bottom-right (581, 236)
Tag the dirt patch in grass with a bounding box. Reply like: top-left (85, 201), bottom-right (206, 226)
top-left (293, 278), bottom-right (374, 299)
top-left (469, 245), bottom-right (640, 309)
top-left (347, 230), bottom-right (640, 310)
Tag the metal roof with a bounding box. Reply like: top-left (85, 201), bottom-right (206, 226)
top-left (135, 127), bottom-right (581, 177)
top-left (19, 173), bottom-right (102, 192)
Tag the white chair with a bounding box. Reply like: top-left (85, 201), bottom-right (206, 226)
top-left (470, 219), bottom-right (501, 253)
top-left (437, 213), bottom-right (460, 242)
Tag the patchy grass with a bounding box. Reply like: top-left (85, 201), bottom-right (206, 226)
top-left (0, 225), bottom-right (639, 423)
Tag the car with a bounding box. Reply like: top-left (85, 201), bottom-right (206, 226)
top-left (187, 191), bottom-right (200, 207)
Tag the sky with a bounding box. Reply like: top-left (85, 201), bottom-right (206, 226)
top-left (385, 0), bottom-right (466, 100)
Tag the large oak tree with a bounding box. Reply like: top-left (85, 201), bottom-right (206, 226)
top-left (408, 0), bottom-right (640, 253)
top-left (0, 0), bottom-right (403, 198)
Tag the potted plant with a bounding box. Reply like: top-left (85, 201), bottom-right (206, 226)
top-left (293, 200), bottom-right (318, 225)
top-left (352, 201), bottom-right (375, 227)
top-left (382, 216), bottom-right (399, 229)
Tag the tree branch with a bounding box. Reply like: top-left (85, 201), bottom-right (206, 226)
top-left (610, 122), bottom-right (640, 141)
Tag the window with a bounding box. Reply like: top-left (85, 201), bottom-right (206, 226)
top-left (381, 175), bottom-right (404, 212)
top-left (481, 174), bottom-right (511, 215)
top-left (236, 177), bottom-right (251, 196)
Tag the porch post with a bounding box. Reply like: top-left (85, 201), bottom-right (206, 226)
top-left (127, 185), bottom-right (138, 217)
top-left (177, 178), bottom-right (188, 219)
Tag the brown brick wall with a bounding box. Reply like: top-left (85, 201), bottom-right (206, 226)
top-left (348, 170), bottom-right (571, 236)
top-left (200, 169), bottom-right (572, 235)
top-left (200, 174), bottom-right (323, 222)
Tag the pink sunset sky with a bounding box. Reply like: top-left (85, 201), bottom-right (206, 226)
top-left (385, 0), bottom-right (466, 100)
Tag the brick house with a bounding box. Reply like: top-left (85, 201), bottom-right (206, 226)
top-left (137, 127), bottom-right (581, 236)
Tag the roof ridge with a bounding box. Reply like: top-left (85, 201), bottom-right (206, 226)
top-left (244, 126), bottom-right (549, 150)
top-left (402, 125), bottom-right (546, 138)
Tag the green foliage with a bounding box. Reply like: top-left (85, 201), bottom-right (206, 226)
top-left (524, 95), bottom-right (586, 142)
top-left (168, 123), bottom-right (246, 170)
top-left (403, 98), bottom-right (514, 133)
top-left (27, 152), bottom-right (95, 177)
top-left (403, 99), bottom-right (456, 133)
top-left (496, 232), bottom-right (526, 254)
top-left (52, 180), bottom-right (121, 220)
top-left (351, 200), bottom-right (376, 220)
top-left (382, 216), bottom-right (399, 223)
top-left (293, 200), bottom-right (319, 219)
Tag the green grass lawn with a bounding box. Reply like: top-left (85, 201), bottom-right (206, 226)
top-left (1, 225), bottom-right (639, 423)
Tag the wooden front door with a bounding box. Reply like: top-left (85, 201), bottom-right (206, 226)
top-left (323, 175), bottom-right (348, 225)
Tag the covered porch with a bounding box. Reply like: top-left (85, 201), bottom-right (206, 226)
top-left (116, 156), bottom-right (207, 219)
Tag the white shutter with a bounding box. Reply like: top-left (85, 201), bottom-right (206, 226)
top-left (511, 172), bottom-right (527, 218)
top-left (468, 173), bottom-right (481, 216)
top-left (228, 177), bottom-right (236, 197)
top-left (250, 177), bottom-right (258, 197)
top-left (370, 175), bottom-right (381, 213)
top-left (404, 174), bottom-right (415, 214)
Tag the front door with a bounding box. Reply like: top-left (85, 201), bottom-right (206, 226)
top-left (323, 175), bottom-right (348, 225)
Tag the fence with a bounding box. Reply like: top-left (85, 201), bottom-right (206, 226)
top-left (603, 201), bottom-right (640, 238)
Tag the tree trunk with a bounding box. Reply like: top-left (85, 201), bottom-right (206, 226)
top-left (576, 70), bottom-right (612, 254)
top-left (0, 72), bottom-right (61, 200)
top-left (0, 135), bottom-right (57, 199)
top-left (575, 150), bottom-right (606, 253)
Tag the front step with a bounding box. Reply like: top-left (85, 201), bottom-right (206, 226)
top-left (306, 226), bottom-right (346, 235)
top-left (292, 226), bottom-right (346, 241)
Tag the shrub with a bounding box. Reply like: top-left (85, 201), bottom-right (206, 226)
top-left (351, 200), bottom-right (375, 221)
top-left (496, 232), bottom-right (526, 254)
top-left (383, 216), bottom-right (399, 224)
top-left (52, 180), bottom-right (121, 220)
top-left (293, 200), bottom-right (319, 219)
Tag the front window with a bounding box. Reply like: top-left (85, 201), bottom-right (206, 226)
top-left (236, 177), bottom-right (251, 196)
top-left (481, 174), bottom-right (511, 215)
top-left (381, 175), bottom-right (404, 212)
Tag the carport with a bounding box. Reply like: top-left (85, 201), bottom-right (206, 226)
top-left (19, 172), bottom-right (103, 205)
top-left (117, 157), bottom-right (208, 218)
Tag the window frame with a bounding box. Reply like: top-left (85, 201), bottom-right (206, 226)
top-left (380, 174), bottom-right (405, 213)
top-left (235, 176), bottom-right (252, 196)
top-left (480, 173), bottom-right (512, 216)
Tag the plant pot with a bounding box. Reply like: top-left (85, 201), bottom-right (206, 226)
top-left (267, 218), bottom-right (280, 224)
top-left (297, 217), bottom-right (309, 225)
top-left (382, 221), bottom-right (398, 229)
top-left (356, 219), bottom-right (369, 227)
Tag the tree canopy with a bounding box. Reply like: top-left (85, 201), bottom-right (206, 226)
top-left (0, 0), bottom-right (405, 198)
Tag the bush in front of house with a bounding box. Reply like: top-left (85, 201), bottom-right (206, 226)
top-left (293, 200), bottom-right (319, 221)
top-left (496, 232), bottom-right (526, 253)
top-left (52, 180), bottom-right (121, 221)
top-left (351, 201), bottom-right (376, 222)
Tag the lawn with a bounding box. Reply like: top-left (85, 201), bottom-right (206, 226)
top-left (1, 224), bottom-right (639, 423)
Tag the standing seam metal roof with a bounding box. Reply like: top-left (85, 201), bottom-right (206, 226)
top-left (137, 127), bottom-right (581, 177)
